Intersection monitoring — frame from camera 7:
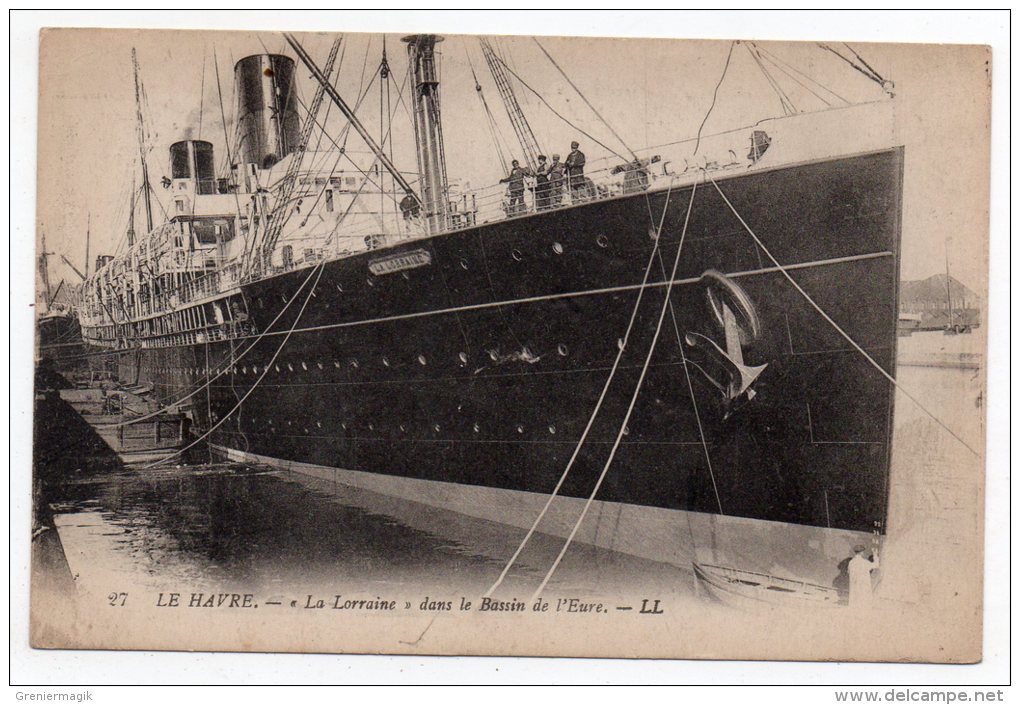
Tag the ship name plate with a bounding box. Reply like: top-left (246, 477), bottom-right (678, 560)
top-left (369, 249), bottom-right (432, 276)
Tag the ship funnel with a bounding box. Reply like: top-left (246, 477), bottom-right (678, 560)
top-left (403, 35), bottom-right (449, 233)
top-left (234, 54), bottom-right (301, 169)
top-left (170, 140), bottom-right (216, 195)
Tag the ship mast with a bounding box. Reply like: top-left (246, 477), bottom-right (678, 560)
top-left (84, 211), bottom-right (90, 278)
top-left (126, 176), bottom-right (136, 248)
top-left (403, 34), bottom-right (450, 234)
top-left (131, 48), bottom-right (154, 234)
top-left (944, 238), bottom-right (955, 330)
top-left (38, 229), bottom-right (53, 309)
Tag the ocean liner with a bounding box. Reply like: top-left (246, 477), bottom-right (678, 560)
top-left (36, 230), bottom-right (85, 369)
top-left (73, 34), bottom-right (903, 599)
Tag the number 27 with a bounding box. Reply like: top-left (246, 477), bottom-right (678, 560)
top-left (107, 592), bottom-right (127, 607)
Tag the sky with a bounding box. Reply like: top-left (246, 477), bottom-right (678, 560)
top-left (36, 26), bottom-right (990, 294)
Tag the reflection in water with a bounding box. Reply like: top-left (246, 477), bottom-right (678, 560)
top-left (49, 463), bottom-right (698, 604)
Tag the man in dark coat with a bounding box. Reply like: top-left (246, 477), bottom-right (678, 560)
top-left (564, 140), bottom-right (586, 198)
top-left (500, 159), bottom-right (531, 216)
top-left (548, 154), bottom-right (565, 207)
top-left (534, 155), bottom-right (552, 210)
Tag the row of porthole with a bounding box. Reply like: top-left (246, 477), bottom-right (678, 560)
top-left (232, 420), bottom-right (633, 438)
top-left (147, 344), bottom-right (573, 377)
top-left (245, 418), bottom-right (568, 436)
top-left (105, 232), bottom-right (628, 333)
top-left (510, 241), bottom-right (568, 262)
top-left (255, 237), bottom-right (611, 303)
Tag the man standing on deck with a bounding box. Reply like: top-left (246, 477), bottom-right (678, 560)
top-left (548, 154), bottom-right (565, 207)
top-left (534, 155), bottom-right (552, 210)
top-left (399, 192), bottom-right (421, 230)
top-left (500, 159), bottom-right (531, 216)
top-left (847, 544), bottom-right (879, 609)
top-left (565, 140), bottom-right (586, 199)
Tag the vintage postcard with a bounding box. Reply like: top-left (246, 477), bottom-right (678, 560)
top-left (31, 26), bottom-right (990, 661)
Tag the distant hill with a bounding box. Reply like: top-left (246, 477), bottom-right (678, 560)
top-left (900, 274), bottom-right (981, 330)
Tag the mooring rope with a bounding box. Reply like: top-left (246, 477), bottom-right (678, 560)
top-left (532, 37), bottom-right (638, 162)
top-left (655, 249), bottom-right (723, 515)
top-left (141, 262), bottom-right (327, 469)
top-left (703, 169), bottom-right (979, 458)
top-left (639, 191), bottom-right (723, 517)
top-left (693, 41), bottom-right (736, 157)
top-left (483, 177), bottom-right (678, 598)
top-left (530, 179), bottom-right (699, 601)
top-left (639, 190), bottom-right (723, 550)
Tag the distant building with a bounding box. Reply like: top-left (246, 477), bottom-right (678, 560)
top-left (900, 274), bottom-right (981, 330)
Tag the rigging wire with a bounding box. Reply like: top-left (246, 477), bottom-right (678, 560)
top-left (484, 177), bottom-right (680, 598)
top-left (380, 37), bottom-right (387, 219)
top-left (843, 42), bottom-right (886, 85)
top-left (464, 42), bottom-right (510, 174)
top-left (532, 37), bottom-right (637, 161)
top-left (105, 171), bottom-right (135, 260)
top-left (818, 42), bottom-right (891, 91)
top-left (310, 35), bottom-right (346, 158)
top-left (146, 182), bottom-right (170, 224)
top-left (693, 41), bottom-right (735, 156)
top-left (197, 50), bottom-right (206, 140)
top-left (497, 38), bottom-right (530, 111)
top-left (745, 42), bottom-right (797, 116)
top-left (754, 44), bottom-right (849, 106)
top-left (225, 49), bottom-right (245, 172)
top-left (703, 169), bottom-right (979, 458)
top-left (486, 50), bottom-right (628, 162)
top-left (382, 39), bottom-right (400, 226)
top-left (355, 35), bottom-right (374, 110)
top-left (385, 61), bottom-right (416, 127)
top-left (290, 88), bottom-right (401, 209)
top-left (752, 45), bottom-right (833, 108)
top-left (325, 166), bottom-right (386, 251)
top-left (530, 178), bottom-right (697, 601)
top-left (294, 72), bottom-right (381, 160)
top-left (479, 36), bottom-right (544, 170)
top-left (213, 47), bottom-right (251, 266)
top-left (297, 52), bottom-right (405, 226)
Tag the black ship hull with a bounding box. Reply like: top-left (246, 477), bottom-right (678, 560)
top-left (100, 148), bottom-right (904, 584)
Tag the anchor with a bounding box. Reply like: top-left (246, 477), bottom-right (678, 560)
top-left (684, 270), bottom-right (767, 413)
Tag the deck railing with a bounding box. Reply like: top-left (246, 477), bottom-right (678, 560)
top-left (81, 122), bottom-right (768, 340)
top-left (313, 138), bottom-right (753, 254)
